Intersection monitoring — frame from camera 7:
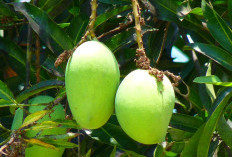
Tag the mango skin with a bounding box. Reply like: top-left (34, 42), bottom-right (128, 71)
top-left (115, 69), bottom-right (175, 144)
top-left (25, 96), bottom-right (66, 157)
top-left (65, 41), bottom-right (120, 129)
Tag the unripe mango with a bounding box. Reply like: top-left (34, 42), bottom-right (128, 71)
top-left (25, 95), bottom-right (66, 157)
top-left (65, 41), bottom-right (120, 129)
top-left (115, 69), bottom-right (175, 144)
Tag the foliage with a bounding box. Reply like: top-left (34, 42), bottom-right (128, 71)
top-left (0, 0), bottom-right (231, 156)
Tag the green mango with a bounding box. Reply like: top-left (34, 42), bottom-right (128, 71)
top-left (115, 69), bottom-right (175, 144)
top-left (65, 41), bottom-right (120, 129)
top-left (25, 95), bottom-right (66, 157)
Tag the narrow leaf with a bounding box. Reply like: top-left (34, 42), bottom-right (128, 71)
top-left (13, 2), bottom-right (74, 54)
top-left (229, 0), bottom-right (232, 23)
top-left (104, 28), bottom-right (135, 52)
top-left (197, 87), bottom-right (232, 157)
top-left (110, 145), bottom-right (117, 157)
top-left (0, 80), bottom-right (15, 102)
top-left (11, 108), bottom-right (23, 130)
top-left (194, 75), bottom-right (232, 86)
top-left (16, 80), bottom-right (64, 103)
top-left (21, 110), bottom-right (49, 128)
top-left (170, 113), bottom-right (203, 132)
top-left (25, 138), bottom-right (57, 150)
top-left (39, 132), bottom-right (79, 140)
top-left (190, 43), bottom-right (232, 71)
top-left (94, 5), bottom-right (132, 28)
top-left (217, 116), bottom-right (232, 148)
top-left (150, 0), bottom-right (181, 22)
top-left (42, 139), bottom-right (78, 148)
top-left (202, 0), bottom-right (232, 54)
top-left (181, 124), bottom-right (205, 157)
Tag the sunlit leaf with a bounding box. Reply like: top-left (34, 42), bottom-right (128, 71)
top-left (194, 75), bottom-right (232, 86)
top-left (197, 87), bottom-right (232, 157)
top-left (190, 43), bottom-right (232, 71)
top-left (25, 138), bottom-right (57, 150)
top-left (21, 110), bottom-right (49, 128)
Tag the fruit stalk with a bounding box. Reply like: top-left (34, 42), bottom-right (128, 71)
top-left (54, 0), bottom-right (98, 67)
top-left (131, 0), bottom-right (150, 70)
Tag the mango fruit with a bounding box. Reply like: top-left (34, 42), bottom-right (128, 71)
top-left (115, 69), bottom-right (175, 144)
top-left (25, 95), bottom-right (66, 157)
top-left (65, 41), bottom-right (120, 129)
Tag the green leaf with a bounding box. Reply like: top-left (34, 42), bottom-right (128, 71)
top-left (104, 28), bottom-right (135, 52)
top-left (25, 138), bottom-right (57, 150)
top-left (28, 120), bottom-right (80, 131)
top-left (197, 87), bottom-right (232, 157)
top-left (13, 2), bottom-right (74, 54)
top-left (11, 108), bottom-right (23, 130)
top-left (67, 14), bottom-right (89, 45)
top-left (41, 139), bottom-right (78, 148)
top-left (0, 1), bottom-right (16, 17)
top-left (190, 43), bottom-right (232, 71)
top-left (202, 0), bottom-right (232, 54)
top-left (217, 117), bottom-right (232, 148)
top-left (21, 110), bottom-right (50, 128)
top-left (170, 113), bottom-right (203, 132)
top-left (39, 132), bottom-right (79, 140)
top-left (229, 0), bottom-right (232, 23)
top-left (205, 61), bottom-right (216, 102)
top-left (150, 0), bottom-right (181, 22)
top-left (189, 7), bottom-right (203, 16)
top-left (0, 80), bottom-right (15, 102)
top-left (16, 80), bottom-right (64, 103)
top-left (181, 124), bottom-right (205, 157)
top-left (84, 149), bottom-right (91, 157)
top-left (110, 145), bottom-right (117, 157)
top-left (0, 37), bottom-right (48, 81)
top-left (94, 5), bottom-right (132, 28)
top-left (194, 75), bottom-right (232, 86)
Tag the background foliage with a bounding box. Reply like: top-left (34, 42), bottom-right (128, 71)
top-left (0, 0), bottom-right (232, 156)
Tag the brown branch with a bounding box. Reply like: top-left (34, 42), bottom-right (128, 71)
top-left (97, 14), bottom-right (133, 39)
top-left (156, 22), bottom-right (170, 64)
top-left (54, 0), bottom-right (98, 67)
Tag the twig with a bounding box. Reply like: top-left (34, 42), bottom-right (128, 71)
top-left (54, 0), bottom-right (98, 67)
top-left (156, 22), bottom-right (170, 64)
top-left (97, 14), bottom-right (133, 39)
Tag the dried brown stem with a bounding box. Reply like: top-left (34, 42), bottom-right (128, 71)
top-left (54, 0), bottom-right (98, 67)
